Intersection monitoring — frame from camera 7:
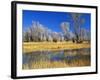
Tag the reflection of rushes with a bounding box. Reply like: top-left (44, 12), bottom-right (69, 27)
top-left (23, 57), bottom-right (90, 69)
top-left (22, 48), bottom-right (90, 69)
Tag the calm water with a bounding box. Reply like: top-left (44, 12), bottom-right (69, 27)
top-left (23, 48), bottom-right (91, 69)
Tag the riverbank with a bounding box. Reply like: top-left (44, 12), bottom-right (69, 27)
top-left (23, 41), bottom-right (90, 53)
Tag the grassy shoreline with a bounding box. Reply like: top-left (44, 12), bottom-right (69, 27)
top-left (23, 41), bottom-right (90, 53)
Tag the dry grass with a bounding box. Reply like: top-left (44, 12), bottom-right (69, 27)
top-left (22, 59), bottom-right (90, 69)
top-left (23, 41), bottom-right (90, 53)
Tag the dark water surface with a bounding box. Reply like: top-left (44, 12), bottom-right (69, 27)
top-left (23, 48), bottom-right (91, 68)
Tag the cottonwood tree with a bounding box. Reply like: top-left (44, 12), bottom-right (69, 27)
top-left (80, 28), bottom-right (90, 43)
top-left (71, 13), bottom-right (85, 43)
top-left (60, 22), bottom-right (70, 41)
top-left (23, 28), bottom-right (31, 42)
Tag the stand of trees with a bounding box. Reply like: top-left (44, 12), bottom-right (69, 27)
top-left (23, 21), bottom-right (65, 42)
top-left (23, 17), bottom-right (90, 43)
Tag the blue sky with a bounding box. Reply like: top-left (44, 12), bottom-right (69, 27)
top-left (23, 10), bottom-right (91, 32)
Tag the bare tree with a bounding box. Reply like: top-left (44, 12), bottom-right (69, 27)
top-left (23, 28), bottom-right (31, 42)
top-left (71, 13), bottom-right (84, 43)
top-left (60, 22), bottom-right (70, 41)
top-left (80, 28), bottom-right (90, 43)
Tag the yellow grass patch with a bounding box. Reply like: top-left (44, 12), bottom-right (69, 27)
top-left (23, 41), bottom-right (90, 53)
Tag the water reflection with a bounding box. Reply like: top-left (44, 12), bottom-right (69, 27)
top-left (23, 48), bottom-right (90, 69)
